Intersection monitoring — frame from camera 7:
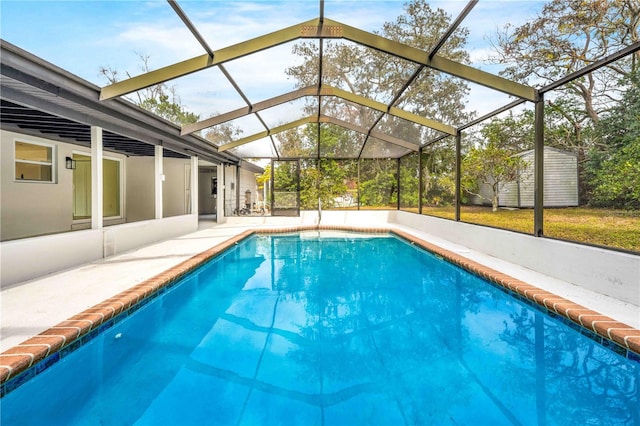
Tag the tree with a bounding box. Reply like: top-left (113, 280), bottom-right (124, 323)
top-left (360, 159), bottom-right (398, 207)
top-left (99, 54), bottom-right (198, 126)
top-left (489, 1), bottom-right (639, 206)
top-left (491, 0), bottom-right (639, 124)
top-left (378, 0), bottom-right (473, 126)
top-left (588, 69), bottom-right (640, 209)
top-left (399, 153), bottom-right (420, 209)
top-left (284, 0), bottom-right (474, 208)
top-left (462, 114), bottom-right (530, 212)
top-left (202, 122), bottom-right (243, 146)
top-left (287, 0), bottom-right (472, 130)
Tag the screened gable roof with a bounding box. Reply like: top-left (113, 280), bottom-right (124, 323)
top-left (3, 0), bottom-right (638, 164)
top-left (97, 0), bottom-right (537, 161)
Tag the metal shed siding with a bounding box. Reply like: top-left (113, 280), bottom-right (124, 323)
top-left (542, 147), bottom-right (579, 207)
top-left (498, 180), bottom-right (519, 207)
top-left (498, 147), bottom-right (578, 208)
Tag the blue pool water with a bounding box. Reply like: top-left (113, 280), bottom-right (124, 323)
top-left (2, 232), bottom-right (638, 425)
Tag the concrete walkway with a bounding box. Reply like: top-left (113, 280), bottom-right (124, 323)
top-left (2, 218), bottom-right (638, 351)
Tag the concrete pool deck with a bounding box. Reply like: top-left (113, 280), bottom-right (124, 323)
top-left (1, 217), bottom-right (639, 378)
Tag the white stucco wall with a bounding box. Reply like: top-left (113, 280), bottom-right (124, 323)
top-left (1, 130), bottom-right (75, 241)
top-left (1, 215), bottom-right (198, 286)
top-left (198, 168), bottom-right (217, 215)
top-left (391, 210), bottom-right (640, 306)
top-left (163, 158), bottom-right (191, 218)
top-left (239, 167), bottom-right (258, 210)
top-left (121, 156), bottom-right (193, 221)
top-left (125, 156), bottom-right (155, 223)
top-left (0, 230), bottom-right (103, 286)
top-left (222, 165), bottom-right (258, 215)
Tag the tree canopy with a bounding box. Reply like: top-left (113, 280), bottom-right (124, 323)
top-left (588, 68), bottom-right (640, 209)
top-left (99, 54), bottom-right (199, 126)
top-left (275, 0), bottom-right (473, 209)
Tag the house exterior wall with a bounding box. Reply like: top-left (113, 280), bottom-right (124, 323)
top-left (163, 158), bottom-right (191, 218)
top-left (1, 130), bottom-right (74, 241)
top-left (124, 156), bottom-right (192, 221)
top-left (125, 156), bottom-right (155, 222)
top-left (239, 167), bottom-right (258, 210)
top-left (2, 129), bottom-right (194, 241)
top-left (198, 168), bottom-right (217, 215)
top-left (222, 165), bottom-right (258, 215)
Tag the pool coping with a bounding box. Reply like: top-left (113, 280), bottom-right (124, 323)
top-left (2, 224), bottom-right (639, 391)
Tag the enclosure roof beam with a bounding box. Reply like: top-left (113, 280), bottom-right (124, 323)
top-left (182, 84), bottom-right (455, 136)
top-left (167, 0), bottom-right (214, 56)
top-left (320, 115), bottom-right (419, 152)
top-left (168, 0), bottom-right (276, 155)
top-left (380, 0), bottom-right (476, 131)
top-left (182, 86), bottom-right (317, 135)
top-left (321, 86), bottom-right (456, 135)
top-left (100, 18), bottom-right (322, 100)
top-left (326, 18), bottom-right (536, 101)
top-left (428, 0), bottom-right (477, 59)
top-left (422, 133), bottom-right (450, 148)
top-left (458, 98), bottom-right (526, 131)
top-left (218, 113), bottom-right (419, 153)
top-left (101, 16), bottom-right (534, 104)
top-left (540, 41), bottom-right (640, 94)
top-left (218, 116), bottom-right (315, 152)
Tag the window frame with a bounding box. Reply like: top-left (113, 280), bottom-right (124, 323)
top-left (14, 139), bottom-right (56, 183)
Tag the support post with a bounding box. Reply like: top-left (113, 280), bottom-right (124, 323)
top-left (534, 93), bottom-right (544, 236)
top-left (397, 157), bottom-right (401, 210)
top-left (235, 165), bottom-right (241, 214)
top-left (155, 145), bottom-right (163, 220)
top-left (418, 147), bottom-right (423, 215)
top-left (270, 160), bottom-right (275, 214)
top-left (455, 131), bottom-right (461, 222)
top-left (357, 159), bottom-right (361, 211)
top-left (190, 155), bottom-right (198, 216)
top-left (217, 165), bottom-right (225, 222)
top-left (91, 126), bottom-right (103, 230)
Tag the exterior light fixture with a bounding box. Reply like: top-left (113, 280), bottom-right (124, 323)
top-left (65, 156), bottom-right (76, 169)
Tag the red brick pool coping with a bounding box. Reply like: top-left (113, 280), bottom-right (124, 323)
top-left (2, 225), bottom-right (639, 387)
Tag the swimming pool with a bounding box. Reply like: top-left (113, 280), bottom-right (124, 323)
top-left (1, 230), bottom-right (639, 425)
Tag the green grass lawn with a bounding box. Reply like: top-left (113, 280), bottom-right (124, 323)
top-left (330, 205), bottom-right (639, 252)
top-left (418, 206), bottom-right (640, 253)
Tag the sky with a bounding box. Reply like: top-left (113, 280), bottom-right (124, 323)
top-left (1, 0), bottom-right (546, 132)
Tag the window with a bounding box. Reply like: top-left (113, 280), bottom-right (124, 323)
top-left (15, 141), bottom-right (55, 182)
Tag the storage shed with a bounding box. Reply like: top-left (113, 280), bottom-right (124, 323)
top-left (472, 146), bottom-right (579, 208)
